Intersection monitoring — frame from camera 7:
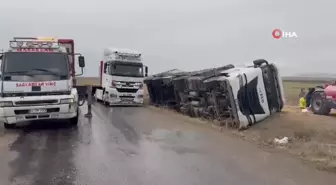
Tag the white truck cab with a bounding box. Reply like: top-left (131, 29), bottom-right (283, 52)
top-left (203, 59), bottom-right (285, 129)
top-left (0, 37), bottom-right (85, 128)
top-left (95, 48), bottom-right (148, 106)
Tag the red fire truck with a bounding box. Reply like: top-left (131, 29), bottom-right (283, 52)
top-left (0, 36), bottom-right (86, 128)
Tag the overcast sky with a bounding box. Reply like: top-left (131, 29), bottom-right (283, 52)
top-left (0, 0), bottom-right (334, 76)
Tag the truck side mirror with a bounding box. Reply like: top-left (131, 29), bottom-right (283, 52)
top-left (78, 56), bottom-right (85, 68)
top-left (145, 66), bottom-right (148, 77)
top-left (0, 55), bottom-right (3, 60)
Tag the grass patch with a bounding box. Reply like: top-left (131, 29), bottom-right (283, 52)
top-left (283, 81), bottom-right (320, 106)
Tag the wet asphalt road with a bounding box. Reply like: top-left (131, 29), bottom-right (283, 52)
top-left (0, 103), bottom-right (335, 185)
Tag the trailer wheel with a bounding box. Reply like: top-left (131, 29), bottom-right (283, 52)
top-left (311, 92), bottom-right (331, 115)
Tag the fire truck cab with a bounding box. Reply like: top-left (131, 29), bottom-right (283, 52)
top-left (0, 37), bottom-right (85, 128)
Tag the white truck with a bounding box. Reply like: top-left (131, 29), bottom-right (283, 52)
top-left (0, 37), bottom-right (85, 128)
top-left (95, 48), bottom-right (148, 106)
top-left (145, 59), bottom-right (286, 130)
top-left (203, 59), bottom-right (286, 129)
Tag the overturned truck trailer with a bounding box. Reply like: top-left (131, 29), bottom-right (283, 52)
top-left (144, 59), bottom-right (285, 130)
top-left (171, 65), bottom-right (235, 116)
top-left (144, 69), bottom-right (187, 107)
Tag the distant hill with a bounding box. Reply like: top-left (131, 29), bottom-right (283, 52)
top-left (296, 73), bottom-right (336, 78)
top-left (282, 72), bottom-right (336, 82)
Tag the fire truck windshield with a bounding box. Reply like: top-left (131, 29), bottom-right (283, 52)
top-left (2, 52), bottom-right (69, 81)
top-left (110, 62), bottom-right (144, 77)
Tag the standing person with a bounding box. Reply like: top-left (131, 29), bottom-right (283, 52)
top-left (305, 88), bottom-right (315, 108)
top-left (298, 88), bottom-right (306, 109)
top-left (298, 88), bottom-right (305, 98)
top-left (85, 85), bottom-right (93, 118)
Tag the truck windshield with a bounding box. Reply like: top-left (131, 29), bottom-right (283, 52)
top-left (2, 52), bottom-right (69, 81)
top-left (110, 62), bottom-right (144, 77)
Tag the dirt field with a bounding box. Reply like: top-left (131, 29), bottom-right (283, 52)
top-left (270, 80), bottom-right (336, 172)
top-left (236, 103), bottom-right (336, 171)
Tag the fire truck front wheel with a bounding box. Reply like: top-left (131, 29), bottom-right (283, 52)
top-left (4, 122), bottom-right (15, 129)
top-left (69, 110), bottom-right (79, 126)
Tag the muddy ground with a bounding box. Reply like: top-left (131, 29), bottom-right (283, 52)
top-left (146, 105), bottom-right (336, 173)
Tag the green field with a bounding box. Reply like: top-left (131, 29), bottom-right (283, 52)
top-left (283, 81), bottom-right (321, 105)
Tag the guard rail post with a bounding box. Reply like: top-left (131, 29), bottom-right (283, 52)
top-left (84, 85), bottom-right (93, 118)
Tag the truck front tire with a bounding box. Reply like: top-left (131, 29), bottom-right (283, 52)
top-left (69, 110), bottom-right (79, 126)
top-left (103, 91), bottom-right (109, 105)
top-left (4, 122), bottom-right (15, 129)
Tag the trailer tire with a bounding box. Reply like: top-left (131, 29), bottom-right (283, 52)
top-left (4, 122), bottom-right (15, 129)
top-left (311, 92), bottom-right (331, 115)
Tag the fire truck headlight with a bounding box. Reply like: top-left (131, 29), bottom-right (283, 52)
top-left (60, 98), bottom-right (74, 104)
top-left (0, 101), bottom-right (13, 107)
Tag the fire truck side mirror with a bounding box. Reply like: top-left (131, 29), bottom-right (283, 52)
top-left (78, 56), bottom-right (85, 68)
top-left (145, 66), bottom-right (148, 77)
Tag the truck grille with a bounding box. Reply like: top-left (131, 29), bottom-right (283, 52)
top-left (116, 88), bottom-right (138, 93)
top-left (15, 100), bottom-right (58, 106)
top-left (14, 108), bottom-right (60, 115)
top-left (120, 95), bottom-right (135, 98)
top-left (2, 91), bottom-right (71, 97)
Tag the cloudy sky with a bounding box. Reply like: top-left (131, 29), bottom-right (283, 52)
top-left (0, 0), bottom-right (334, 76)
